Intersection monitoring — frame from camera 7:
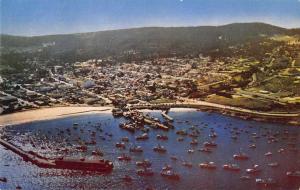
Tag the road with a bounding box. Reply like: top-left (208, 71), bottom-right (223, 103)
top-left (129, 97), bottom-right (300, 119)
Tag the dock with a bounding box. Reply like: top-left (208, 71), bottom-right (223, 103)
top-left (161, 111), bottom-right (174, 122)
top-left (144, 118), bottom-right (169, 130)
top-left (0, 138), bottom-right (113, 172)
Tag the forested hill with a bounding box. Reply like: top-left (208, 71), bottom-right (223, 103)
top-left (1, 22), bottom-right (299, 69)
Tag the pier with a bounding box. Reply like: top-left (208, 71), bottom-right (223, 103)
top-left (161, 111), bottom-right (174, 122)
top-left (121, 110), bottom-right (170, 130)
top-left (128, 101), bottom-right (300, 125)
top-left (0, 138), bottom-right (113, 172)
top-left (144, 118), bottom-right (169, 130)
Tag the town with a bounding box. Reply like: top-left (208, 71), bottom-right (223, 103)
top-left (1, 34), bottom-right (300, 125)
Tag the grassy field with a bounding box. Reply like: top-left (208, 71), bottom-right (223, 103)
top-left (205, 94), bottom-right (274, 111)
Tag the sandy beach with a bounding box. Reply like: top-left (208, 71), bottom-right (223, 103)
top-left (0, 106), bottom-right (113, 126)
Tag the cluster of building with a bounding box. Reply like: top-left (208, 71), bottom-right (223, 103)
top-left (1, 35), bottom-right (300, 114)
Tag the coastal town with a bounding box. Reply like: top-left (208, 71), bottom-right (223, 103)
top-left (2, 0), bottom-right (300, 188)
top-left (1, 34), bottom-right (300, 125)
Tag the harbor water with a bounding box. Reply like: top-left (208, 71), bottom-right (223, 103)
top-left (0, 108), bottom-right (299, 190)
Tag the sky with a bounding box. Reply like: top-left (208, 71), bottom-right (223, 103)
top-left (1, 0), bottom-right (300, 36)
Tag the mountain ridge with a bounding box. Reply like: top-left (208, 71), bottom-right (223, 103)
top-left (0, 22), bottom-right (292, 38)
top-left (1, 22), bottom-right (299, 70)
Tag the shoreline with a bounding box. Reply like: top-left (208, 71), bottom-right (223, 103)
top-left (0, 106), bottom-right (113, 126)
top-left (0, 102), bottom-right (299, 126)
top-left (129, 101), bottom-right (300, 126)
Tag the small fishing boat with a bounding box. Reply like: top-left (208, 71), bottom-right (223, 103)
top-left (162, 164), bottom-right (172, 171)
top-left (231, 135), bottom-right (238, 140)
top-left (190, 139), bottom-right (198, 145)
top-left (176, 130), bottom-right (187, 136)
top-left (223, 164), bottom-right (240, 171)
top-left (136, 168), bottom-right (154, 176)
top-left (156, 134), bottom-right (168, 140)
top-left (278, 148), bottom-right (285, 153)
top-left (189, 132), bottom-right (199, 138)
top-left (118, 154), bottom-right (131, 161)
top-left (91, 149), bottom-right (103, 157)
top-left (115, 142), bottom-right (126, 149)
top-left (209, 132), bottom-right (217, 138)
top-left (203, 141), bottom-right (217, 147)
top-left (153, 144), bottom-right (167, 153)
top-left (129, 145), bottom-right (143, 153)
top-left (268, 162), bottom-right (279, 167)
top-left (182, 161), bottom-right (193, 168)
top-left (0, 177), bottom-right (7, 183)
top-left (264, 152), bottom-right (272, 156)
top-left (160, 170), bottom-right (180, 180)
top-left (136, 133), bottom-right (149, 141)
top-left (177, 137), bottom-right (184, 142)
top-left (199, 162), bottom-right (217, 169)
top-left (187, 149), bottom-right (195, 154)
top-left (240, 176), bottom-right (251, 180)
top-left (246, 165), bottom-right (261, 174)
top-left (256, 178), bottom-right (277, 187)
top-left (136, 159), bottom-right (152, 167)
top-left (121, 137), bottom-right (129, 142)
top-left (119, 123), bottom-right (135, 133)
top-left (233, 153), bottom-right (249, 160)
top-left (198, 148), bottom-right (212, 153)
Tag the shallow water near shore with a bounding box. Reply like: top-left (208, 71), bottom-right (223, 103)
top-left (0, 109), bottom-right (299, 190)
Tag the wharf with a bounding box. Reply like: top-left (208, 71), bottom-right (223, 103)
top-left (0, 138), bottom-right (113, 172)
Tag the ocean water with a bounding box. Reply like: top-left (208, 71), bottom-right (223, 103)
top-left (0, 109), bottom-right (299, 190)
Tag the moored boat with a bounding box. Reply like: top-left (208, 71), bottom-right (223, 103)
top-left (264, 151), bottom-right (272, 156)
top-left (156, 134), bottom-right (168, 140)
top-left (203, 141), bottom-right (217, 147)
top-left (255, 178), bottom-right (277, 187)
top-left (136, 133), bottom-right (149, 141)
top-left (160, 170), bottom-right (180, 180)
top-left (118, 154), bottom-right (131, 161)
top-left (162, 164), bottom-right (172, 171)
top-left (223, 164), bottom-right (240, 171)
top-left (121, 137), bottom-right (129, 142)
top-left (268, 162), bottom-right (279, 167)
top-left (240, 175), bottom-right (251, 180)
top-left (115, 142), bottom-right (126, 149)
top-left (182, 161), bottom-right (193, 168)
top-left (153, 144), bottom-right (167, 153)
top-left (233, 153), bottom-right (249, 160)
top-left (187, 149), bottom-right (194, 154)
top-left (198, 148), bottom-right (212, 153)
top-left (190, 139), bottom-right (198, 145)
top-left (286, 171), bottom-right (300, 178)
top-left (136, 168), bottom-right (154, 176)
top-left (136, 159), bottom-right (152, 167)
top-left (246, 165), bottom-right (261, 174)
top-left (129, 145), bottom-right (143, 153)
top-left (199, 162), bottom-right (217, 169)
top-left (176, 130), bottom-right (187, 136)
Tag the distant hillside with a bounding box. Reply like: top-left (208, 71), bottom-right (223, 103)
top-left (0, 23), bottom-right (299, 66)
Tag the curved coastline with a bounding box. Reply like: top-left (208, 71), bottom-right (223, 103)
top-left (0, 106), bottom-right (113, 126)
top-left (0, 101), bottom-right (299, 126)
top-left (128, 101), bottom-right (300, 126)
